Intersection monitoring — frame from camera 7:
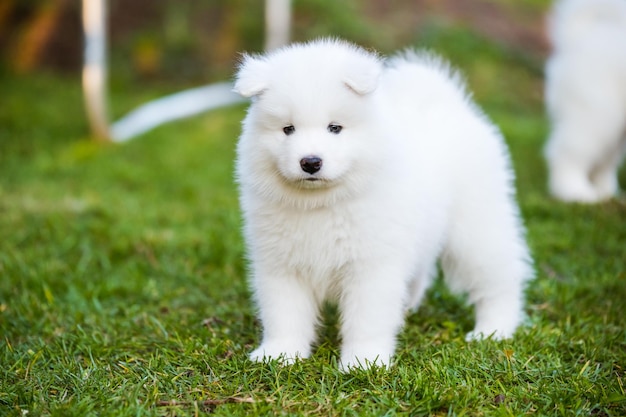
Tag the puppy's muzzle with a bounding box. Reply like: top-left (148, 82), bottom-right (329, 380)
top-left (300, 156), bottom-right (323, 174)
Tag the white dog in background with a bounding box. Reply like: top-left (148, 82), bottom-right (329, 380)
top-left (545, 0), bottom-right (626, 203)
top-left (234, 39), bottom-right (533, 370)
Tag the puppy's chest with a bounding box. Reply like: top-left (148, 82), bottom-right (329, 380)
top-left (258, 206), bottom-right (363, 268)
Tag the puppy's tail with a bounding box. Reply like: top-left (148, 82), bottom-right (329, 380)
top-left (549, 0), bottom-right (626, 49)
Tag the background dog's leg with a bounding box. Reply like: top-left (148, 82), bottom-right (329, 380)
top-left (590, 137), bottom-right (625, 200)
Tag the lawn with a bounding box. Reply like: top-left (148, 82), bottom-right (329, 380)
top-left (1, 17), bottom-right (626, 417)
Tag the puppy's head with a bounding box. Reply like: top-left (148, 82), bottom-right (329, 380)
top-left (234, 39), bottom-right (384, 205)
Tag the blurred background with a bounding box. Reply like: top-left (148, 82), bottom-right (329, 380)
top-left (3, 5), bottom-right (626, 416)
top-left (0, 0), bottom-right (547, 97)
top-left (0, 0), bottom-right (555, 201)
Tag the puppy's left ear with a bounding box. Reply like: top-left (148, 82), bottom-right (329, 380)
top-left (233, 54), bottom-right (271, 98)
top-left (343, 56), bottom-right (382, 95)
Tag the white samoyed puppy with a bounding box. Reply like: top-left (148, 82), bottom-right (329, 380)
top-left (545, 0), bottom-right (626, 202)
top-left (234, 39), bottom-right (533, 370)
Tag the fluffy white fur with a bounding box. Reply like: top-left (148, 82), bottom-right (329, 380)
top-left (234, 39), bottom-right (533, 370)
top-left (545, 0), bottom-right (626, 202)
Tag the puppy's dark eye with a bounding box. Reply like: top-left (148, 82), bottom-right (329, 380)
top-left (283, 125), bottom-right (295, 135)
top-left (328, 124), bottom-right (343, 134)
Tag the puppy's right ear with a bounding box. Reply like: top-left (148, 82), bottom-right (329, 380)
top-left (343, 52), bottom-right (382, 96)
top-left (233, 54), bottom-right (271, 98)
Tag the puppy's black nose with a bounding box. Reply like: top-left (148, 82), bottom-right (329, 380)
top-left (300, 156), bottom-right (323, 174)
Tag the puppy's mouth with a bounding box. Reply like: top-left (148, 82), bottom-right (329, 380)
top-left (300, 176), bottom-right (325, 184)
top-left (295, 176), bottom-right (331, 189)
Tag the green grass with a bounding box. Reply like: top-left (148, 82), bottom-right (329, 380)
top-left (1, 31), bottom-right (626, 417)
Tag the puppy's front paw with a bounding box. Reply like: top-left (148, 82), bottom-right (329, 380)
top-left (469, 297), bottom-right (523, 342)
top-left (339, 344), bottom-right (393, 372)
top-left (465, 326), bottom-right (513, 342)
top-left (249, 341), bottom-right (310, 364)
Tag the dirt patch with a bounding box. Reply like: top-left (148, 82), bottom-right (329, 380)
top-left (366, 0), bottom-right (550, 57)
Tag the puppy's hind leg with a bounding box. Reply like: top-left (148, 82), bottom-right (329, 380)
top-left (405, 262), bottom-right (437, 314)
top-left (441, 200), bottom-right (533, 341)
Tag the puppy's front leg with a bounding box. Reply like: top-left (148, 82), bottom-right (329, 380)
top-left (339, 264), bottom-right (408, 370)
top-left (250, 273), bottom-right (318, 363)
